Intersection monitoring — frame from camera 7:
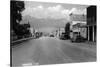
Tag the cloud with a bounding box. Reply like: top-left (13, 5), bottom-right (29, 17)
top-left (37, 5), bottom-right (43, 9)
top-left (69, 8), bottom-right (86, 15)
top-left (22, 5), bottom-right (70, 20)
top-left (47, 5), bottom-right (63, 12)
top-left (22, 5), bottom-right (86, 20)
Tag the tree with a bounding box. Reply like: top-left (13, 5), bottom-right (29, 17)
top-left (65, 22), bottom-right (70, 39)
top-left (11, 0), bottom-right (26, 38)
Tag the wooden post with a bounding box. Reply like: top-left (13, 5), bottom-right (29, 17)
top-left (88, 26), bottom-right (89, 41)
top-left (93, 26), bottom-right (94, 42)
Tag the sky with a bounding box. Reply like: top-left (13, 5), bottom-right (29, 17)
top-left (22, 1), bottom-right (88, 20)
top-left (20, 1), bottom-right (89, 32)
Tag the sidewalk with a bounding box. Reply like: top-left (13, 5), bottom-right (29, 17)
top-left (11, 37), bottom-right (34, 46)
top-left (77, 41), bottom-right (96, 48)
top-left (72, 41), bottom-right (96, 52)
top-left (62, 40), bottom-right (96, 53)
top-left (85, 41), bottom-right (96, 45)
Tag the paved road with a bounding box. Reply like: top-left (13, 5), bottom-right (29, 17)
top-left (12, 37), bottom-right (96, 66)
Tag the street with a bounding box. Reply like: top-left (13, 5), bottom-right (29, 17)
top-left (12, 37), bottom-right (96, 66)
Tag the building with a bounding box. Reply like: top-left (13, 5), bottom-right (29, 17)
top-left (29, 27), bottom-right (35, 36)
top-left (70, 13), bottom-right (87, 39)
top-left (86, 6), bottom-right (96, 42)
top-left (56, 28), bottom-right (65, 38)
top-left (72, 23), bottom-right (87, 38)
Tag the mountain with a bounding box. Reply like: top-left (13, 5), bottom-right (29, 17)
top-left (21, 15), bottom-right (69, 27)
top-left (20, 15), bottom-right (69, 32)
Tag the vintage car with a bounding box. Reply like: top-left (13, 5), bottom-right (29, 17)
top-left (71, 34), bottom-right (86, 42)
top-left (60, 33), bottom-right (70, 40)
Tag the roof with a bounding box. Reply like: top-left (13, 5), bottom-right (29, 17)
top-left (70, 14), bottom-right (86, 21)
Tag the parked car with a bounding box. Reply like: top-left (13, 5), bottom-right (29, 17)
top-left (71, 35), bottom-right (86, 42)
top-left (60, 33), bottom-right (70, 40)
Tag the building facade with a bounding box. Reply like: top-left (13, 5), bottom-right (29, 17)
top-left (86, 6), bottom-right (96, 42)
top-left (70, 13), bottom-right (87, 39)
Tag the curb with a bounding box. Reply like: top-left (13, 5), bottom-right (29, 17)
top-left (11, 37), bottom-right (34, 45)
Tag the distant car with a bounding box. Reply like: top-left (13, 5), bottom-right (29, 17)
top-left (50, 34), bottom-right (54, 37)
top-left (35, 32), bottom-right (40, 38)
